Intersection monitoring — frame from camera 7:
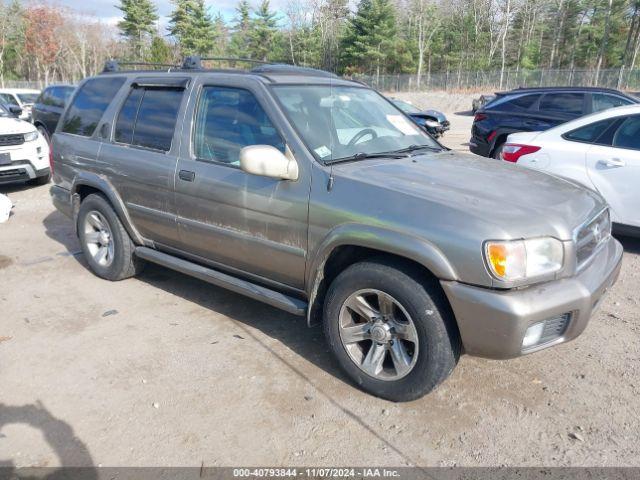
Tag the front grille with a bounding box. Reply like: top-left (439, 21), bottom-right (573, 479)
top-left (539, 313), bottom-right (570, 345)
top-left (576, 209), bottom-right (611, 268)
top-left (0, 134), bottom-right (25, 146)
top-left (0, 168), bottom-right (28, 182)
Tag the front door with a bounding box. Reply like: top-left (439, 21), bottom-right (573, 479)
top-left (174, 80), bottom-right (310, 289)
top-left (586, 115), bottom-right (640, 228)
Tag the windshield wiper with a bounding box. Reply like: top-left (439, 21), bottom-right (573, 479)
top-left (389, 144), bottom-right (442, 155)
top-left (324, 151), bottom-right (408, 165)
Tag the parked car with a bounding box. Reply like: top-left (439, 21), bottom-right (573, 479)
top-left (470, 87), bottom-right (639, 159)
top-left (0, 103), bottom-right (51, 186)
top-left (471, 94), bottom-right (496, 113)
top-left (0, 88), bottom-right (41, 122)
top-left (502, 104), bottom-right (640, 236)
top-left (32, 84), bottom-right (75, 142)
top-left (50, 59), bottom-right (622, 401)
top-left (389, 98), bottom-right (449, 137)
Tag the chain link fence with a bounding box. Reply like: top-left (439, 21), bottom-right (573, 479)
top-left (0, 80), bottom-right (42, 89)
top-left (355, 68), bottom-right (640, 94)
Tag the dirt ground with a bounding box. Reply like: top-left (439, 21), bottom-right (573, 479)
top-left (1, 99), bottom-right (639, 468)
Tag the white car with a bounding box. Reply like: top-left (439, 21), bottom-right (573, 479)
top-left (0, 88), bottom-right (41, 122)
top-left (503, 104), bottom-right (640, 235)
top-left (0, 103), bottom-right (51, 186)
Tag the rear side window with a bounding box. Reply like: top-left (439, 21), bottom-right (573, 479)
top-left (0, 93), bottom-right (18, 106)
top-left (490, 94), bottom-right (540, 112)
top-left (564, 118), bottom-right (618, 143)
top-left (592, 93), bottom-right (633, 113)
top-left (114, 87), bottom-right (183, 151)
top-left (49, 87), bottom-right (74, 108)
top-left (61, 77), bottom-right (126, 137)
top-left (539, 93), bottom-right (584, 116)
top-left (612, 116), bottom-right (640, 150)
top-left (193, 86), bottom-right (285, 166)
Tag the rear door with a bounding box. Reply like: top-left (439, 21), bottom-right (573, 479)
top-left (537, 92), bottom-right (586, 125)
top-left (586, 115), bottom-right (640, 228)
top-left (98, 77), bottom-right (189, 247)
top-left (174, 77), bottom-right (310, 289)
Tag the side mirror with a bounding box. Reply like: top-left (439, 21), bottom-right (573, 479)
top-left (8, 105), bottom-right (22, 117)
top-left (240, 145), bottom-right (299, 181)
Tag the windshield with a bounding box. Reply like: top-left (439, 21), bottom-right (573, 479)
top-left (392, 99), bottom-right (421, 114)
top-left (272, 85), bottom-right (441, 163)
top-left (0, 104), bottom-right (9, 117)
top-left (17, 93), bottom-right (39, 104)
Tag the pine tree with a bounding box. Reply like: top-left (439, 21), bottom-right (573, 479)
top-left (247, 0), bottom-right (279, 61)
top-left (228, 0), bottom-right (252, 58)
top-left (116, 0), bottom-right (159, 59)
top-left (340, 0), bottom-right (397, 76)
top-left (169, 0), bottom-right (217, 55)
top-left (149, 35), bottom-right (173, 64)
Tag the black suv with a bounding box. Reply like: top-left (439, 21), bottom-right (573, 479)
top-left (470, 87), bottom-right (639, 158)
top-left (32, 84), bottom-right (75, 142)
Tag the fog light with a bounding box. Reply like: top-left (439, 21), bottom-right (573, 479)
top-left (522, 322), bottom-right (544, 348)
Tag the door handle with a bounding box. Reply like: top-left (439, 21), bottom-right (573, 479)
top-left (178, 169), bottom-right (196, 182)
top-left (599, 158), bottom-right (626, 168)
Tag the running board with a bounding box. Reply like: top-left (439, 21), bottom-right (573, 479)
top-left (135, 247), bottom-right (307, 316)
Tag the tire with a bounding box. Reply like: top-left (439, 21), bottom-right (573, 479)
top-left (323, 258), bottom-right (460, 402)
top-left (492, 142), bottom-right (505, 160)
top-left (77, 193), bottom-right (143, 281)
top-left (36, 125), bottom-right (50, 144)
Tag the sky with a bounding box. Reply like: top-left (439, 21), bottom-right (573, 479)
top-left (54, 0), bottom-right (289, 27)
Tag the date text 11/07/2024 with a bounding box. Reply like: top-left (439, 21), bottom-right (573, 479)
top-left (232, 468), bottom-right (401, 477)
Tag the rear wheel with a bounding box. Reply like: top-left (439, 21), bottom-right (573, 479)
top-left (77, 194), bottom-right (143, 281)
top-left (323, 259), bottom-right (460, 401)
top-left (492, 142), bottom-right (505, 160)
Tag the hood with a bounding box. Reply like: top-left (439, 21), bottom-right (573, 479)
top-left (0, 116), bottom-right (36, 135)
top-left (332, 150), bottom-right (604, 240)
top-left (420, 109), bottom-right (447, 122)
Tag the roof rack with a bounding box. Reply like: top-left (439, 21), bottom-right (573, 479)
top-left (102, 60), bottom-right (181, 73)
top-left (182, 56), bottom-right (272, 70)
top-left (250, 64), bottom-right (338, 78)
top-left (102, 56), bottom-right (340, 79)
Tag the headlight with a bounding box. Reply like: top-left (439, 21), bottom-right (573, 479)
top-left (484, 237), bottom-right (564, 281)
top-left (24, 131), bottom-right (39, 142)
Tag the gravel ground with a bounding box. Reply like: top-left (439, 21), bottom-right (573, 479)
top-left (1, 102), bottom-right (639, 468)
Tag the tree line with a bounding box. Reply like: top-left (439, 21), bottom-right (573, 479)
top-left (1, 0), bottom-right (639, 86)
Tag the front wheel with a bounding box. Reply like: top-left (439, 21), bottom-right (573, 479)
top-left (323, 259), bottom-right (460, 401)
top-left (36, 125), bottom-right (50, 144)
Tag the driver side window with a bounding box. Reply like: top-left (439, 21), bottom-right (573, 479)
top-left (193, 86), bottom-right (285, 166)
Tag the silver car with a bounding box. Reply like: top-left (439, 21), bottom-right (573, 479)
top-left (50, 58), bottom-right (622, 401)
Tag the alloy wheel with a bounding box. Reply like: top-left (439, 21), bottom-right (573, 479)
top-left (338, 289), bottom-right (419, 381)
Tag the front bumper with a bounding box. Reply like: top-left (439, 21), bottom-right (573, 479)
top-left (441, 237), bottom-right (623, 359)
top-left (0, 137), bottom-right (50, 184)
